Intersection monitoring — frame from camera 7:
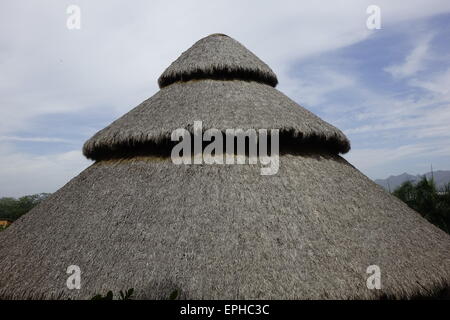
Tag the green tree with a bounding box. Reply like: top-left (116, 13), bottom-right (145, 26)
top-left (393, 177), bottom-right (450, 234)
top-left (393, 181), bottom-right (415, 207)
top-left (0, 193), bottom-right (51, 222)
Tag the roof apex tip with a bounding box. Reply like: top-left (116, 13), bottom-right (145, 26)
top-left (158, 34), bottom-right (278, 88)
top-left (207, 33), bottom-right (229, 37)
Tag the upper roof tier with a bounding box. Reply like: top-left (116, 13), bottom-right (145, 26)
top-left (158, 33), bottom-right (278, 88)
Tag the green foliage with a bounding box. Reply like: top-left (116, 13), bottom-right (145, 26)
top-left (393, 177), bottom-right (450, 234)
top-left (90, 288), bottom-right (180, 300)
top-left (0, 193), bottom-right (51, 221)
top-left (91, 288), bottom-right (134, 300)
top-left (169, 289), bottom-right (179, 300)
top-left (91, 291), bottom-right (114, 300)
top-left (119, 288), bottom-right (134, 300)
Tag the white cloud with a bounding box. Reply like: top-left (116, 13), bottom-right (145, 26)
top-left (340, 65), bottom-right (450, 179)
top-left (0, 136), bottom-right (75, 143)
top-left (410, 67), bottom-right (450, 96)
top-left (345, 64), bottom-right (450, 138)
top-left (344, 141), bottom-right (450, 178)
top-left (384, 34), bottom-right (433, 79)
top-left (345, 102), bottom-right (450, 137)
top-left (0, 146), bottom-right (91, 197)
top-left (279, 67), bottom-right (356, 107)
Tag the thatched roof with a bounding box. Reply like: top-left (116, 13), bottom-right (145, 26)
top-left (0, 34), bottom-right (449, 300)
top-left (158, 33), bottom-right (278, 88)
top-left (83, 80), bottom-right (350, 160)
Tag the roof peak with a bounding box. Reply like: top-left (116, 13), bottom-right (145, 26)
top-left (207, 33), bottom-right (229, 37)
top-left (158, 34), bottom-right (278, 88)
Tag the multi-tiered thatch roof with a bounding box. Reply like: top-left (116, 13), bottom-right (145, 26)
top-left (0, 34), bottom-right (449, 299)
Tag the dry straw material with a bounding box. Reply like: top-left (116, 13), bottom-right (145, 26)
top-left (0, 34), bottom-right (449, 300)
top-left (82, 79), bottom-right (350, 160)
top-left (158, 33), bottom-right (278, 88)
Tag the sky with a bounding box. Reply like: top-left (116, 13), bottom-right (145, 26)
top-left (1, 0), bottom-right (450, 197)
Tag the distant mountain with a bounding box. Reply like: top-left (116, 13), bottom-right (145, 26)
top-left (375, 170), bottom-right (450, 191)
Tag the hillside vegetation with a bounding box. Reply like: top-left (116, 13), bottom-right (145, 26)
top-left (0, 193), bottom-right (50, 223)
top-left (393, 177), bottom-right (450, 234)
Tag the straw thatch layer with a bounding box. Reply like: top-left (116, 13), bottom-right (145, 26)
top-left (158, 34), bottom-right (278, 88)
top-left (1, 154), bottom-right (448, 300)
top-left (83, 80), bottom-right (350, 160)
